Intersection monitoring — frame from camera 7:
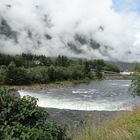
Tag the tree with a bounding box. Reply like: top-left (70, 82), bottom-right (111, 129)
top-left (95, 62), bottom-right (103, 79)
top-left (84, 61), bottom-right (90, 75)
top-left (5, 62), bottom-right (31, 85)
top-left (130, 65), bottom-right (140, 96)
top-left (55, 56), bottom-right (69, 67)
top-left (47, 65), bottom-right (56, 82)
top-left (104, 64), bottom-right (120, 73)
top-left (0, 66), bottom-right (6, 84)
top-left (0, 87), bottom-right (69, 140)
top-left (29, 66), bottom-right (49, 84)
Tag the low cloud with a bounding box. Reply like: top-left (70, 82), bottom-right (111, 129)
top-left (0, 0), bottom-right (140, 62)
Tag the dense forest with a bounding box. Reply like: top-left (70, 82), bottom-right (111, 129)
top-left (0, 53), bottom-right (120, 85)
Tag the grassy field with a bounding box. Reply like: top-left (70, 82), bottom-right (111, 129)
top-left (75, 108), bottom-right (140, 140)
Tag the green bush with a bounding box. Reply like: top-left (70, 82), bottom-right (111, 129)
top-left (0, 87), bottom-right (69, 140)
top-left (130, 65), bottom-right (140, 96)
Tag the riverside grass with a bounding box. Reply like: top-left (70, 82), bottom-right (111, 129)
top-left (75, 108), bottom-right (140, 140)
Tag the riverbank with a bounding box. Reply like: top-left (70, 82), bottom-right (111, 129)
top-left (9, 86), bottom-right (130, 138)
top-left (45, 108), bottom-right (129, 138)
top-left (2, 79), bottom-right (91, 90)
top-left (2, 75), bottom-right (131, 91)
top-left (104, 74), bottom-right (132, 80)
top-left (7, 80), bottom-right (132, 138)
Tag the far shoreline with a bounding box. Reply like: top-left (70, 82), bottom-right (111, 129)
top-left (5, 79), bottom-right (92, 91)
top-left (3, 77), bottom-right (131, 91)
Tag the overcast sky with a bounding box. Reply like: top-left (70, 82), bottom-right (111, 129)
top-left (0, 0), bottom-right (140, 62)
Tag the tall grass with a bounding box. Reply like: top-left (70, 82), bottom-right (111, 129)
top-left (75, 108), bottom-right (140, 140)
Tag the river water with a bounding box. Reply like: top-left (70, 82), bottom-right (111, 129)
top-left (19, 80), bottom-right (140, 111)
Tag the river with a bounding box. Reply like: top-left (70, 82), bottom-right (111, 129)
top-left (19, 80), bottom-right (140, 111)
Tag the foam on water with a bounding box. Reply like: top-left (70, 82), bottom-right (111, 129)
top-left (18, 80), bottom-right (140, 111)
top-left (18, 93), bottom-right (131, 111)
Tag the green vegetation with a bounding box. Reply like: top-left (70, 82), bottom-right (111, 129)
top-left (130, 65), bottom-right (140, 96)
top-left (0, 87), bottom-right (69, 140)
top-left (75, 108), bottom-right (140, 140)
top-left (0, 53), bottom-right (120, 85)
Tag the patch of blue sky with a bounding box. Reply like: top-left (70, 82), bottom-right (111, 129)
top-left (112, 0), bottom-right (140, 13)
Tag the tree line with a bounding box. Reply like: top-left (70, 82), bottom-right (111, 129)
top-left (0, 53), bottom-right (120, 85)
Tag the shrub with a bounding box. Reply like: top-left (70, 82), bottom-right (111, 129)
top-left (130, 65), bottom-right (140, 96)
top-left (0, 87), bottom-right (69, 140)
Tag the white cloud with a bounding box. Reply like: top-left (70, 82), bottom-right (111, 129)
top-left (0, 0), bottom-right (140, 62)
